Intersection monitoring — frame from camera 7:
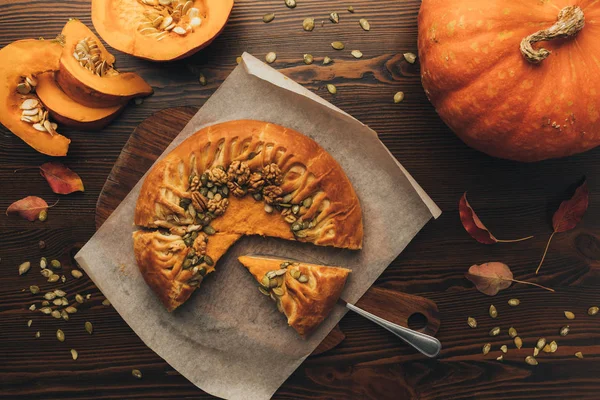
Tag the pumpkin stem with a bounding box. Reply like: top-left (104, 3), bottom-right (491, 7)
top-left (520, 6), bottom-right (585, 64)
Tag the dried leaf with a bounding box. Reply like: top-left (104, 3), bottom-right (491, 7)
top-left (40, 162), bottom-right (84, 194)
top-left (459, 193), bottom-right (533, 244)
top-left (6, 196), bottom-right (48, 221)
top-left (466, 262), bottom-right (555, 296)
top-left (536, 179), bottom-right (589, 274)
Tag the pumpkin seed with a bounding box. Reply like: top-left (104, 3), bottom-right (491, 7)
top-left (38, 209), bottom-right (48, 221)
top-left (508, 298), bottom-right (520, 306)
top-left (331, 41), bottom-right (344, 50)
top-left (265, 52), bottom-right (277, 64)
top-left (54, 289), bottom-right (66, 297)
top-left (102, 299), bottom-right (111, 306)
top-left (71, 269), bottom-right (83, 279)
top-left (41, 269), bottom-right (53, 278)
top-left (198, 73), bottom-right (207, 86)
top-left (29, 285), bottom-right (40, 295)
top-left (272, 287), bottom-right (284, 296)
top-left (329, 12), bottom-right (339, 23)
top-left (132, 369), bottom-right (143, 379)
top-left (326, 84), bottom-right (337, 95)
top-left (482, 343), bottom-right (491, 355)
top-left (44, 292), bottom-right (57, 300)
top-left (32, 123), bottom-right (47, 132)
top-left (506, 327), bottom-right (517, 338)
top-left (263, 13), bottom-right (275, 23)
top-left (85, 321), bottom-right (93, 334)
top-left (536, 338), bottom-right (546, 350)
top-left (29, 304), bottom-right (36, 311)
top-left (394, 92), bottom-right (405, 103)
top-left (303, 18), bottom-right (315, 31)
top-left (27, 319), bottom-right (32, 327)
top-left (467, 317), bottom-right (477, 328)
top-left (65, 306), bottom-right (77, 314)
top-left (61, 310), bottom-right (69, 321)
top-left (489, 305), bottom-right (498, 318)
top-left (514, 337), bottom-right (523, 349)
top-left (298, 274), bottom-right (309, 283)
top-left (236, 56), bottom-right (242, 64)
top-left (564, 311), bottom-right (575, 319)
top-left (204, 255), bottom-right (214, 266)
top-left (40, 257), bottom-right (47, 269)
top-left (20, 98), bottom-right (39, 110)
top-left (351, 50), bottom-right (363, 59)
top-left (489, 327), bottom-right (500, 336)
top-left (359, 18), bottom-right (370, 31)
top-left (496, 355), bottom-right (504, 361)
top-left (17, 82), bottom-right (31, 94)
top-left (40, 307), bottom-right (52, 315)
top-left (525, 356), bottom-right (538, 366)
top-left (203, 225), bottom-right (216, 235)
top-left (549, 340), bottom-right (558, 353)
top-left (261, 275), bottom-right (270, 288)
top-left (42, 301), bottom-right (49, 306)
top-left (588, 306), bottom-right (599, 316)
top-left (258, 286), bottom-right (270, 296)
top-left (303, 54), bottom-right (314, 65)
top-left (291, 268), bottom-right (301, 279)
top-left (533, 347), bottom-right (540, 357)
top-left (50, 259), bottom-right (61, 269)
top-left (500, 345), bottom-right (508, 353)
top-left (52, 310), bottom-right (61, 319)
top-left (348, 6), bottom-right (354, 13)
top-left (35, 331), bottom-right (41, 338)
top-left (542, 344), bottom-right (551, 353)
top-left (560, 325), bottom-right (570, 336)
top-left (302, 197), bottom-right (313, 208)
top-left (403, 52), bottom-right (417, 64)
top-left (26, 76), bottom-right (38, 87)
top-left (19, 261), bottom-right (31, 275)
top-left (575, 351), bottom-right (583, 359)
top-left (285, 0), bottom-right (296, 8)
top-left (264, 204), bottom-right (274, 213)
top-left (323, 56), bottom-right (332, 65)
top-left (71, 349), bottom-right (78, 360)
top-left (53, 299), bottom-right (62, 306)
top-left (61, 275), bottom-right (66, 283)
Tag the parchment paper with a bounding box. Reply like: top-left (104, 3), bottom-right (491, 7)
top-left (75, 53), bottom-right (441, 400)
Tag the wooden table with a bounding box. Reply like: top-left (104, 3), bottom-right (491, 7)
top-left (1, 1), bottom-right (599, 399)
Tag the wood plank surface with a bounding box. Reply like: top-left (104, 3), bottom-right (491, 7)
top-left (1, 0), bottom-right (599, 399)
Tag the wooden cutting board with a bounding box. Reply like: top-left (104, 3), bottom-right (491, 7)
top-left (94, 107), bottom-right (440, 355)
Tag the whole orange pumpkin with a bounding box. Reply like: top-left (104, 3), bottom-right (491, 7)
top-left (418, 1), bottom-right (600, 162)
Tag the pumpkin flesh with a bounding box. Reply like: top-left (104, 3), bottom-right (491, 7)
top-left (56, 19), bottom-right (153, 108)
top-left (418, 0), bottom-right (600, 162)
top-left (0, 39), bottom-right (70, 156)
top-left (91, 0), bottom-right (234, 61)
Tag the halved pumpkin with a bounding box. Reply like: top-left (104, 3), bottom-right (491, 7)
top-left (37, 72), bottom-right (125, 130)
top-left (55, 19), bottom-right (153, 108)
top-left (0, 39), bottom-right (71, 156)
top-left (91, 0), bottom-right (234, 61)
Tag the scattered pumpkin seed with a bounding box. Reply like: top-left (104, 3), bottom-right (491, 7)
top-left (41, 269), bottom-right (52, 278)
top-left (40, 307), bottom-right (52, 315)
top-left (198, 73), bottom-right (207, 86)
top-left (536, 338), bottom-right (546, 350)
top-left (272, 287), bottom-right (284, 296)
top-left (38, 210), bottom-right (47, 222)
top-left (467, 317), bottom-right (477, 328)
top-left (508, 327), bottom-right (517, 338)
top-left (326, 84), bottom-right (337, 95)
top-left (65, 306), bottom-right (77, 314)
top-left (71, 349), bottom-right (78, 360)
top-left (560, 325), bottom-right (570, 336)
top-left (44, 292), bottom-right (57, 300)
top-left (50, 259), bottom-right (61, 269)
top-left (203, 225), bottom-right (216, 235)
top-left (35, 331), bottom-right (40, 338)
top-left (85, 321), bottom-right (93, 334)
top-left (403, 52), bottom-right (417, 64)
top-left (56, 329), bottom-right (65, 342)
top-left (27, 319), bottom-right (32, 327)
top-left (61, 275), bottom-right (66, 283)
top-left (331, 41), bottom-right (345, 50)
top-left (323, 56), bottom-right (332, 65)
top-left (348, 6), bottom-right (354, 13)
top-left (236, 56), bottom-right (242, 64)
top-left (303, 18), bottom-right (315, 31)
top-left (533, 347), bottom-right (540, 357)
top-left (500, 345), bottom-right (508, 353)
top-left (263, 13), bottom-right (275, 23)
top-left (482, 343), bottom-right (491, 355)
top-left (258, 286), bottom-right (270, 296)
top-left (588, 306), bottom-right (599, 316)
top-left (496, 355), bottom-right (504, 361)
top-left (542, 344), bottom-right (552, 353)
top-left (30, 285), bottom-right (40, 295)
top-left (549, 341), bottom-right (558, 353)
top-left (132, 369), bottom-right (143, 379)
top-left (53, 299), bottom-right (63, 306)
top-left (29, 304), bottom-right (36, 311)
top-left (298, 274), bottom-right (309, 283)
top-left (351, 50), bottom-right (363, 59)
top-left (564, 311), bottom-right (575, 320)
top-left (329, 12), bottom-right (339, 23)
top-left (52, 310), bottom-right (61, 319)
top-left (508, 299), bottom-right (520, 306)
top-left (102, 298), bottom-right (111, 306)
top-left (303, 54), bottom-right (313, 64)
top-left (525, 356), bottom-right (538, 366)
top-left (48, 274), bottom-right (59, 283)
top-left (71, 270), bottom-right (83, 279)
top-left (40, 257), bottom-right (47, 269)
top-left (575, 351), bottom-right (583, 359)
top-left (489, 327), bottom-right (500, 337)
top-left (514, 336), bottom-right (523, 349)
top-left (359, 18), bottom-right (370, 31)
top-left (62, 310), bottom-right (69, 321)
top-left (489, 305), bottom-right (498, 318)
top-left (285, 0), bottom-right (296, 8)
top-left (86, 294), bottom-right (92, 300)
top-left (394, 92), bottom-right (405, 103)
top-left (54, 289), bottom-right (66, 297)
top-left (19, 261), bottom-right (31, 275)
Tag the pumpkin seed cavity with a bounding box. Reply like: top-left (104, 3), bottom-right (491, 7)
top-left (16, 77), bottom-right (60, 135)
top-left (137, 0), bottom-right (201, 39)
top-left (73, 37), bottom-right (118, 77)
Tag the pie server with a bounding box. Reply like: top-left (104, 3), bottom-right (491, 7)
top-left (244, 254), bottom-right (442, 358)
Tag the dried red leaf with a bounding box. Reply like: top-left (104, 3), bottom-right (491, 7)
top-left (467, 262), bottom-right (555, 296)
top-left (553, 180), bottom-right (588, 233)
top-left (6, 196), bottom-right (48, 221)
top-left (39, 162), bottom-right (84, 195)
top-left (459, 193), bottom-right (533, 244)
top-left (466, 262), bottom-right (513, 296)
top-left (537, 180), bottom-right (589, 274)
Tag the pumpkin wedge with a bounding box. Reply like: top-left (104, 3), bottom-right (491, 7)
top-left (36, 72), bottom-right (125, 130)
top-left (56, 19), bottom-right (153, 108)
top-left (91, 0), bottom-right (234, 61)
top-left (0, 39), bottom-right (71, 156)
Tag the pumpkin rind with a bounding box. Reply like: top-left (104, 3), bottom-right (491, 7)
top-left (91, 0), bottom-right (234, 61)
top-left (56, 19), bottom-right (153, 108)
top-left (0, 39), bottom-right (71, 156)
top-left (36, 72), bottom-right (125, 130)
top-left (418, 0), bottom-right (600, 162)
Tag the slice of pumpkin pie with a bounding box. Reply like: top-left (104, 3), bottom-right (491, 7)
top-left (238, 255), bottom-right (351, 336)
